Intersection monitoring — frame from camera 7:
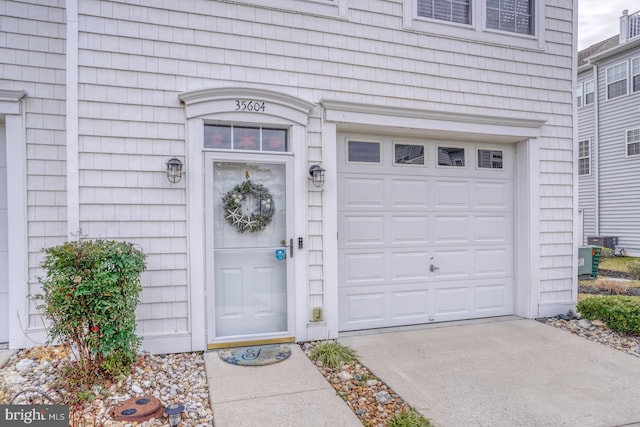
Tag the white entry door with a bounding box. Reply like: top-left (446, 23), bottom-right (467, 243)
top-left (208, 158), bottom-right (292, 340)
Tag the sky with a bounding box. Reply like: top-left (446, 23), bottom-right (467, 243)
top-left (578, 0), bottom-right (636, 50)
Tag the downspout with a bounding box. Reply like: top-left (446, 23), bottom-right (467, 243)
top-left (66, 0), bottom-right (80, 238)
top-left (592, 62), bottom-right (600, 235)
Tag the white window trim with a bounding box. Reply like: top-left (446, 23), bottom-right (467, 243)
top-left (632, 56), bottom-right (640, 94)
top-left (626, 128), bottom-right (640, 158)
top-left (229, 0), bottom-right (347, 18)
top-left (584, 79), bottom-right (595, 105)
top-left (403, 0), bottom-right (545, 50)
top-left (605, 61), bottom-right (628, 100)
top-left (578, 138), bottom-right (590, 175)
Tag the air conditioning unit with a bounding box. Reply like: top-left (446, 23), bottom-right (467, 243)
top-left (586, 236), bottom-right (618, 250)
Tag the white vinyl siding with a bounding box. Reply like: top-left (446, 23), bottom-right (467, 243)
top-left (606, 62), bottom-right (628, 99)
top-left (627, 129), bottom-right (640, 157)
top-left (578, 139), bottom-right (590, 175)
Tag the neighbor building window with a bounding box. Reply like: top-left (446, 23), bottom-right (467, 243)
top-left (417, 0), bottom-right (471, 24)
top-left (584, 80), bottom-right (595, 105)
top-left (578, 139), bottom-right (590, 175)
top-left (606, 62), bottom-right (628, 99)
top-left (486, 0), bottom-right (534, 35)
top-left (576, 83), bottom-right (583, 108)
top-left (627, 128), bottom-right (640, 157)
top-left (632, 57), bottom-right (640, 93)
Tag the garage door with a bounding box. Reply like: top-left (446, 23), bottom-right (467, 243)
top-left (338, 135), bottom-right (514, 331)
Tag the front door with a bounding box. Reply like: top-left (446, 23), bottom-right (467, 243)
top-left (208, 158), bottom-right (292, 341)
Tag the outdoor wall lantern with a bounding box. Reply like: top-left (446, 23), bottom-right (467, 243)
top-left (309, 164), bottom-right (326, 188)
top-left (166, 158), bottom-right (184, 183)
top-left (164, 403), bottom-right (184, 426)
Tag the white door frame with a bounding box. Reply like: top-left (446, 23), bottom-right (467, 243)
top-left (180, 87), bottom-right (314, 351)
top-left (204, 151), bottom-right (296, 346)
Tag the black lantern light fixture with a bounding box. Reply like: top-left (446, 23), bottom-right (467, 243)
top-left (308, 164), bottom-right (325, 188)
top-left (164, 403), bottom-right (185, 427)
top-left (166, 158), bottom-right (184, 183)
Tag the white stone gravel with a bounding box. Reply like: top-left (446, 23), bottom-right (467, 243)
top-left (0, 346), bottom-right (214, 426)
top-left (545, 317), bottom-right (640, 357)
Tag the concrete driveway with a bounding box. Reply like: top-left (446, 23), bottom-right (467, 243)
top-left (341, 318), bottom-right (640, 427)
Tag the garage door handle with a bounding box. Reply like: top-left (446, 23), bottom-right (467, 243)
top-left (430, 264), bottom-right (439, 272)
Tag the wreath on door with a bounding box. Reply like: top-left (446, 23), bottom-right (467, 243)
top-left (222, 180), bottom-right (274, 232)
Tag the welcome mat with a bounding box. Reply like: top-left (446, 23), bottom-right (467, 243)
top-left (219, 344), bottom-right (292, 366)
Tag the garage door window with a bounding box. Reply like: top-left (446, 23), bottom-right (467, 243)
top-left (437, 146), bottom-right (465, 167)
top-left (477, 149), bottom-right (503, 169)
top-left (394, 143), bottom-right (425, 165)
top-left (347, 140), bottom-right (381, 163)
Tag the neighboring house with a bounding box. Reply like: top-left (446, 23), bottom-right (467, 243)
top-left (0, 0), bottom-right (577, 353)
top-left (578, 9), bottom-right (640, 255)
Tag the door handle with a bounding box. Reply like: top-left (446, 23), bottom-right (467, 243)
top-left (430, 264), bottom-right (439, 272)
top-left (281, 239), bottom-right (294, 258)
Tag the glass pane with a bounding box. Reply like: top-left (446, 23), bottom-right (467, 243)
top-left (608, 80), bottom-right (627, 99)
top-left (628, 142), bottom-right (640, 156)
top-left (438, 147), bottom-right (465, 166)
top-left (395, 144), bottom-right (425, 165)
top-left (477, 149), bottom-right (503, 169)
top-left (417, 0), bottom-right (434, 17)
top-left (233, 127), bottom-right (260, 150)
top-left (578, 158), bottom-right (589, 175)
top-left (205, 125), bottom-right (232, 149)
top-left (634, 75), bottom-right (640, 93)
top-left (262, 128), bottom-right (287, 152)
top-left (213, 162), bottom-right (287, 337)
top-left (348, 141), bottom-right (381, 163)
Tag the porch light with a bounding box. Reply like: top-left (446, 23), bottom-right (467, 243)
top-left (164, 403), bottom-right (184, 427)
top-left (166, 158), bottom-right (184, 183)
top-left (309, 164), bottom-right (325, 188)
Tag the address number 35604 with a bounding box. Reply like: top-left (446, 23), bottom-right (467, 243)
top-left (234, 100), bottom-right (266, 112)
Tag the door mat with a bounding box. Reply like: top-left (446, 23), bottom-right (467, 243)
top-left (219, 344), bottom-right (292, 366)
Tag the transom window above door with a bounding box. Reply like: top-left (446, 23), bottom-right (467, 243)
top-left (204, 124), bottom-right (288, 152)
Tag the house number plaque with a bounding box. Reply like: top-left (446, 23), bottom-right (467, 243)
top-left (234, 100), bottom-right (266, 112)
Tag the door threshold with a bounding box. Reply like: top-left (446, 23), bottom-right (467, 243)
top-left (207, 336), bottom-right (295, 350)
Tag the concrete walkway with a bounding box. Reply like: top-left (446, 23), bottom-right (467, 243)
top-left (204, 345), bottom-right (360, 427)
top-left (341, 318), bottom-right (640, 427)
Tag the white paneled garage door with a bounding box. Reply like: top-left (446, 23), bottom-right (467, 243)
top-left (338, 135), bottom-right (514, 331)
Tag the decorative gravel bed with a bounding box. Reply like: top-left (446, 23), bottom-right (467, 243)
top-left (300, 341), bottom-right (418, 427)
top-left (544, 317), bottom-right (640, 357)
top-left (0, 346), bottom-right (213, 426)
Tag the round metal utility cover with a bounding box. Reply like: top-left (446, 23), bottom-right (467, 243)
top-left (112, 396), bottom-right (164, 422)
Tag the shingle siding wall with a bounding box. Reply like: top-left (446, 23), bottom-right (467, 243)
top-left (0, 0), bottom-right (68, 328)
top-left (3, 0), bottom-right (575, 341)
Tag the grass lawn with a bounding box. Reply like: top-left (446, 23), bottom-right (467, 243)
top-left (598, 256), bottom-right (640, 273)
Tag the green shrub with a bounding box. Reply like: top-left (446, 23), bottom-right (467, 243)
top-left (309, 341), bottom-right (358, 369)
top-left (577, 295), bottom-right (640, 335)
top-left (598, 247), bottom-right (615, 259)
top-left (36, 239), bottom-right (146, 382)
top-left (627, 260), bottom-right (640, 280)
top-left (387, 408), bottom-right (432, 427)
